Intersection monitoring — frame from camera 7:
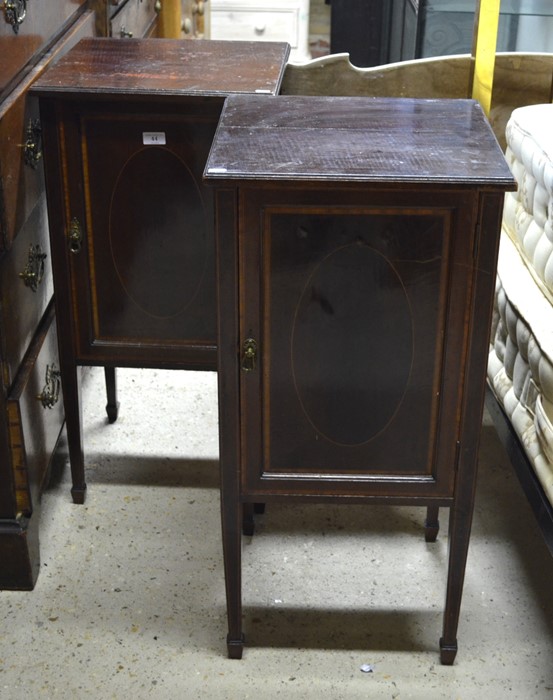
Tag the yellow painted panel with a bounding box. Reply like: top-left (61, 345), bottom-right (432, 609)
top-left (471, 0), bottom-right (501, 115)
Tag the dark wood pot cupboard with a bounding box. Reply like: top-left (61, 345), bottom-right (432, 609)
top-left (204, 94), bottom-right (515, 662)
top-left (0, 0), bottom-right (162, 590)
top-left (31, 38), bottom-right (289, 507)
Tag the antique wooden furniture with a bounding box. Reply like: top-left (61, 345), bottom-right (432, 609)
top-left (0, 4), bottom-right (96, 590)
top-left (281, 50), bottom-right (553, 559)
top-left (89, 0), bottom-right (160, 38)
top-left (32, 38), bottom-right (289, 505)
top-left (205, 94), bottom-right (515, 662)
top-left (210, 0), bottom-right (311, 62)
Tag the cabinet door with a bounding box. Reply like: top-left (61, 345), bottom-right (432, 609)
top-left (61, 100), bottom-right (222, 367)
top-left (238, 188), bottom-right (475, 500)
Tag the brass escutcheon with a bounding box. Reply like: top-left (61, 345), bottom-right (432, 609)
top-left (68, 217), bottom-right (83, 254)
top-left (241, 338), bottom-right (257, 372)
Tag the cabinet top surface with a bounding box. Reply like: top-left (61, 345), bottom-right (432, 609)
top-left (204, 95), bottom-right (516, 188)
top-left (31, 38), bottom-right (290, 99)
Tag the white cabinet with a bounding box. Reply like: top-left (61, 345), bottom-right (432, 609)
top-left (210, 0), bottom-right (311, 62)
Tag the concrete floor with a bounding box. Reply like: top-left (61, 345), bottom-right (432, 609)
top-left (1, 367), bottom-right (553, 699)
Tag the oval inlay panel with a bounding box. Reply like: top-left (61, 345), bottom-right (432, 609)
top-left (291, 244), bottom-right (413, 445)
top-left (109, 147), bottom-right (207, 318)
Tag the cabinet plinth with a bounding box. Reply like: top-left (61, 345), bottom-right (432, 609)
top-left (205, 94), bottom-right (516, 662)
top-left (32, 38), bottom-right (289, 503)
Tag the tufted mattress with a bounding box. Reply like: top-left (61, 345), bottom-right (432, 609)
top-left (488, 103), bottom-right (553, 507)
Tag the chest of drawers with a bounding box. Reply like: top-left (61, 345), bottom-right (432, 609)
top-left (205, 94), bottom-right (516, 661)
top-left (210, 0), bottom-right (311, 62)
top-left (0, 5), bottom-right (94, 590)
top-left (0, 0), bottom-right (161, 590)
top-left (0, 0), bottom-right (89, 96)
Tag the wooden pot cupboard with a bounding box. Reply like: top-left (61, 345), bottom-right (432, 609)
top-left (0, 0), bottom-right (163, 590)
top-left (31, 38), bottom-right (289, 506)
top-left (204, 94), bottom-right (516, 662)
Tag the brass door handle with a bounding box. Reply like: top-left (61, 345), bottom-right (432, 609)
top-left (1, 0), bottom-right (26, 34)
top-left (119, 26), bottom-right (133, 38)
top-left (241, 338), bottom-right (257, 372)
top-left (19, 244), bottom-right (46, 292)
top-left (37, 364), bottom-right (61, 409)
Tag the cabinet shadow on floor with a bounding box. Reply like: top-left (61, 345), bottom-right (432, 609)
top-left (47, 438), bottom-right (220, 490)
top-left (240, 606), bottom-right (439, 652)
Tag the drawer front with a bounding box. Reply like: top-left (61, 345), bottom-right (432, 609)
top-left (0, 194), bottom-right (53, 389)
top-left (211, 8), bottom-right (299, 46)
top-left (7, 304), bottom-right (64, 516)
top-left (0, 78), bottom-right (45, 253)
top-left (0, 10), bottom-right (95, 253)
top-left (0, 0), bottom-right (87, 96)
top-left (110, 0), bottom-right (158, 39)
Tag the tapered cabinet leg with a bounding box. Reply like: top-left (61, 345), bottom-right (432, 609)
top-left (104, 367), bottom-right (119, 423)
top-left (216, 186), bottom-right (245, 658)
top-left (62, 364), bottom-right (86, 504)
top-left (440, 495), bottom-right (475, 665)
top-left (222, 495), bottom-right (244, 659)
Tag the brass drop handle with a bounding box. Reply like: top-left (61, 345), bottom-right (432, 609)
top-left (19, 244), bottom-right (46, 292)
top-left (193, 1), bottom-right (205, 15)
top-left (23, 118), bottom-right (42, 170)
top-left (37, 364), bottom-right (61, 409)
top-left (241, 338), bottom-right (257, 372)
top-left (119, 26), bottom-right (133, 38)
top-left (1, 0), bottom-right (26, 34)
top-left (68, 217), bottom-right (83, 254)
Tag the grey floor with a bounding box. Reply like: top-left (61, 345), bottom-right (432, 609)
top-left (1, 367), bottom-right (553, 699)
